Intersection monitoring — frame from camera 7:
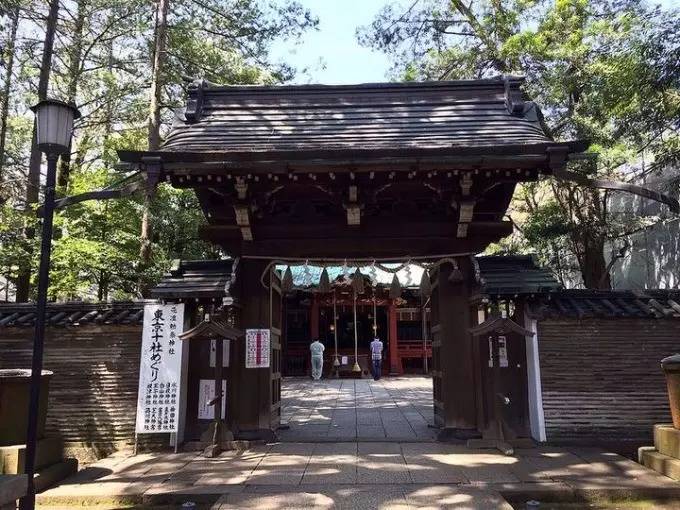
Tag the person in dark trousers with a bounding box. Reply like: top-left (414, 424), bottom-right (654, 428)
top-left (370, 336), bottom-right (384, 381)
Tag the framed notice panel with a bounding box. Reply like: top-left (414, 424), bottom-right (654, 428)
top-left (197, 379), bottom-right (227, 420)
top-left (245, 329), bottom-right (270, 368)
top-left (135, 303), bottom-right (185, 433)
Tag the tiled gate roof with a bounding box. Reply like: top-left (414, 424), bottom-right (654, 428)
top-left (0, 301), bottom-right (146, 327)
top-left (529, 289), bottom-right (680, 319)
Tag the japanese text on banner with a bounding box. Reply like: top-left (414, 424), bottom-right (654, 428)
top-left (135, 303), bottom-right (185, 433)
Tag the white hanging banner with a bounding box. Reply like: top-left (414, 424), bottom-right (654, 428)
top-left (245, 329), bottom-right (270, 368)
top-left (197, 379), bottom-right (227, 420)
top-left (135, 303), bottom-right (185, 433)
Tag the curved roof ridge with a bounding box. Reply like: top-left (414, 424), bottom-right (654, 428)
top-left (186, 75), bottom-right (522, 93)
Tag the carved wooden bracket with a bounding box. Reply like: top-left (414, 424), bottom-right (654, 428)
top-left (233, 203), bottom-right (253, 241)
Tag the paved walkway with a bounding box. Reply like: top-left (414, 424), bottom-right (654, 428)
top-left (35, 378), bottom-right (680, 508)
top-left (38, 442), bottom-right (680, 508)
top-left (279, 376), bottom-right (437, 442)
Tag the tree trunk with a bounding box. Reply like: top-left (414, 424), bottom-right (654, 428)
top-left (0, 5), bottom-right (20, 185)
top-left (57, 0), bottom-right (86, 191)
top-left (139, 0), bottom-right (169, 278)
top-left (16, 0), bottom-right (60, 302)
top-left (575, 232), bottom-right (611, 290)
top-left (148, 0), bottom-right (168, 153)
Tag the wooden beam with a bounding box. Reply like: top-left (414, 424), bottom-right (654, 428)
top-left (457, 201), bottom-right (475, 239)
top-left (460, 174), bottom-right (473, 196)
top-left (346, 185), bottom-right (361, 225)
top-left (203, 219), bottom-right (510, 240)
top-left (346, 204), bottom-right (361, 226)
top-left (200, 222), bottom-right (512, 258)
top-left (233, 204), bottom-right (253, 241)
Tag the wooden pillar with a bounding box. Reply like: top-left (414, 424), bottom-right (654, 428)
top-left (388, 300), bottom-right (400, 374)
top-left (433, 258), bottom-right (478, 438)
top-left (226, 259), bottom-right (276, 441)
top-left (310, 294), bottom-right (319, 340)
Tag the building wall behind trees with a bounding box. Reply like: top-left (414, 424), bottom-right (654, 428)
top-left (607, 165), bottom-right (680, 290)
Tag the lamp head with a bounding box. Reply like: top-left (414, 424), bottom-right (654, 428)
top-left (30, 99), bottom-right (81, 155)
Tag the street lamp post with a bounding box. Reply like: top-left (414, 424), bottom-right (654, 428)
top-left (20, 100), bottom-right (80, 510)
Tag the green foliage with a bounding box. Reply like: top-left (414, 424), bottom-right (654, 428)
top-left (0, 0), bottom-right (318, 301)
top-left (360, 0), bottom-right (680, 288)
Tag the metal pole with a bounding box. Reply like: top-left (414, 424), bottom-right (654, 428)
top-left (373, 297), bottom-right (377, 335)
top-left (20, 152), bottom-right (58, 510)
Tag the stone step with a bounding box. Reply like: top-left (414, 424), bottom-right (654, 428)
top-left (35, 458), bottom-right (78, 493)
top-left (655, 424), bottom-right (680, 459)
top-left (0, 437), bottom-right (64, 475)
top-left (640, 449), bottom-right (680, 481)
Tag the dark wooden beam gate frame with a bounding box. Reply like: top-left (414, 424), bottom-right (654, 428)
top-left (104, 77), bottom-right (678, 444)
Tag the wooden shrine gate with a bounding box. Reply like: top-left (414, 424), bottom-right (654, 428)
top-left (123, 77), bottom-right (588, 442)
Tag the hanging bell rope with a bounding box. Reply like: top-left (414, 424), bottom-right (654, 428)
top-left (352, 268), bottom-right (365, 294)
top-left (389, 273), bottom-right (402, 299)
top-left (369, 262), bottom-right (378, 286)
top-left (318, 267), bottom-right (331, 293)
top-left (281, 266), bottom-right (294, 293)
top-left (419, 269), bottom-right (432, 297)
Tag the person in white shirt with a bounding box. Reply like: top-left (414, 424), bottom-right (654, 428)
top-left (370, 337), bottom-right (384, 381)
top-left (310, 339), bottom-right (325, 380)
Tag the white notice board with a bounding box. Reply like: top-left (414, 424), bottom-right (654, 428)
top-left (197, 379), bottom-right (227, 420)
top-left (135, 303), bottom-right (185, 433)
top-left (245, 329), bottom-right (270, 368)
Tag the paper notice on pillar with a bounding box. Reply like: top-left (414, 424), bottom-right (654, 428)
top-left (498, 335), bottom-right (509, 367)
top-left (198, 379), bottom-right (227, 420)
top-left (341, 355), bottom-right (348, 365)
top-left (209, 339), bottom-right (230, 367)
top-left (135, 303), bottom-right (185, 433)
top-left (245, 329), bottom-right (270, 368)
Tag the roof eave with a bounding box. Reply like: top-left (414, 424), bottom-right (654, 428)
top-left (117, 140), bottom-right (587, 169)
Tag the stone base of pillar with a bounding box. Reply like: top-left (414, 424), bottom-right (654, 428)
top-left (437, 427), bottom-right (481, 442)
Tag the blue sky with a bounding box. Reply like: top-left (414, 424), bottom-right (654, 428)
top-left (271, 0), bottom-right (392, 84)
top-left (272, 0), bottom-right (679, 85)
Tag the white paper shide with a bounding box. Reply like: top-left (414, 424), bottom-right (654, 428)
top-left (135, 303), bottom-right (185, 433)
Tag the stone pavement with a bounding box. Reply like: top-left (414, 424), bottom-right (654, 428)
top-left (278, 376), bottom-right (437, 442)
top-left (37, 442), bottom-right (680, 509)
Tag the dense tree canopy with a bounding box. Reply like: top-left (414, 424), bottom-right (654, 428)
top-left (0, 0), bottom-right (317, 301)
top-left (360, 0), bottom-right (680, 288)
